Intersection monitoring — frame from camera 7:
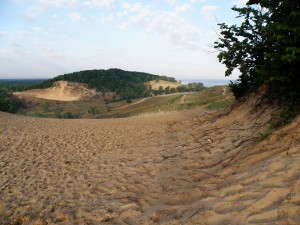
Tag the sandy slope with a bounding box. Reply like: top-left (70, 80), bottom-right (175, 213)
top-left (0, 96), bottom-right (299, 224)
top-left (145, 80), bottom-right (181, 90)
top-left (14, 81), bottom-right (97, 101)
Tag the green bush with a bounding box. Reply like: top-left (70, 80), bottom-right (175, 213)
top-left (0, 91), bottom-right (24, 113)
top-left (206, 98), bottom-right (235, 110)
top-left (62, 111), bottom-right (78, 119)
top-left (34, 112), bottom-right (47, 118)
top-left (55, 110), bottom-right (62, 118)
top-left (87, 107), bottom-right (99, 115)
top-left (271, 105), bottom-right (299, 129)
top-left (43, 103), bottom-right (50, 112)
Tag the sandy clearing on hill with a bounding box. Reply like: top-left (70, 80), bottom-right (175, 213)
top-left (0, 97), bottom-right (300, 224)
top-left (14, 81), bottom-right (97, 101)
top-left (145, 80), bottom-right (182, 90)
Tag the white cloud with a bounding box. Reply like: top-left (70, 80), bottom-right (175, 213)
top-left (122, 2), bottom-right (130, 9)
top-left (166, 0), bottom-right (177, 6)
top-left (83, 0), bottom-right (115, 8)
top-left (11, 41), bottom-right (20, 47)
top-left (201, 5), bottom-right (218, 20)
top-left (32, 27), bottom-right (43, 32)
top-left (12, 0), bottom-right (33, 4)
top-left (233, 0), bottom-right (247, 7)
top-left (117, 22), bottom-right (129, 31)
top-left (68, 11), bottom-right (82, 22)
top-left (0, 31), bottom-right (7, 37)
top-left (100, 14), bottom-right (114, 23)
top-left (191, 0), bottom-right (206, 3)
top-left (175, 4), bottom-right (191, 13)
top-left (12, 48), bottom-right (32, 56)
top-left (20, 6), bottom-right (43, 22)
top-left (38, 0), bottom-right (78, 8)
top-left (19, 31), bottom-right (33, 36)
top-left (122, 4), bottom-right (202, 49)
top-left (124, 3), bottom-right (142, 13)
top-left (43, 48), bottom-right (64, 58)
top-left (117, 3), bottom-right (142, 17)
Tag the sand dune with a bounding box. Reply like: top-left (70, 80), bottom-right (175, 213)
top-left (14, 81), bottom-right (97, 101)
top-left (0, 95), bottom-right (300, 224)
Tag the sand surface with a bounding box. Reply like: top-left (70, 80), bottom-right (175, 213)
top-left (14, 81), bottom-right (97, 101)
top-left (145, 80), bottom-right (181, 90)
top-left (1, 96), bottom-right (300, 224)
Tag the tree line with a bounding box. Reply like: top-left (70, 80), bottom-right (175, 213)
top-left (0, 79), bottom-right (45, 92)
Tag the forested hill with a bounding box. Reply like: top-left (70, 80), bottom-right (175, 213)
top-left (28, 68), bottom-right (178, 100)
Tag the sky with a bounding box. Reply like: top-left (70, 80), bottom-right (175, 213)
top-left (0, 0), bottom-right (247, 80)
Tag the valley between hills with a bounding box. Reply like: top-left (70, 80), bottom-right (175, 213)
top-left (12, 79), bottom-right (233, 119)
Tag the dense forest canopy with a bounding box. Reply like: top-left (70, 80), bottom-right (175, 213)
top-left (214, 0), bottom-right (300, 125)
top-left (0, 79), bottom-right (45, 92)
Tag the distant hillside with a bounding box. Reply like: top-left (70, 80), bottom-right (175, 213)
top-left (28, 68), bottom-right (178, 100)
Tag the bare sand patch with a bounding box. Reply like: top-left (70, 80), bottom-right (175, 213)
top-left (145, 80), bottom-right (181, 90)
top-left (1, 96), bottom-right (300, 224)
top-left (14, 81), bottom-right (97, 101)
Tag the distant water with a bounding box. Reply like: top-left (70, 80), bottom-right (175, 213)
top-left (181, 79), bottom-right (233, 87)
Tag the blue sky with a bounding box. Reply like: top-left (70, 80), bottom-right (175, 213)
top-left (0, 0), bottom-right (246, 80)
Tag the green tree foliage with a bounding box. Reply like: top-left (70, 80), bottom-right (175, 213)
top-left (0, 91), bottom-right (24, 113)
top-left (87, 107), bottom-right (99, 115)
top-left (61, 111), bottom-right (78, 119)
top-left (214, 0), bottom-right (300, 103)
top-left (42, 103), bottom-right (50, 112)
top-left (53, 111), bottom-right (78, 119)
top-left (165, 86), bottom-right (170, 94)
top-left (170, 88), bottom-right (177, 93)
top-left (187, 83), bottom-right (205, 92)
top-left (0, 79), bottom-right (45, 92)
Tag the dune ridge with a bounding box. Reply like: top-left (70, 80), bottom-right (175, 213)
top-left (0, 94), bottom-right (299, 224)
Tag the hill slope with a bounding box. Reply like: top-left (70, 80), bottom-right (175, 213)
top-left (0, 93), bottom-right (299, 224)
top-left (13, 86), bottom-right (233, 119)
top-left (15, 81), bottom-right (97, 101)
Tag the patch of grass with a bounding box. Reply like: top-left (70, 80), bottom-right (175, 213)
top-left (100, 94), bottom-right (184, 118)
top-left (21, 96), bottom-right (106, 118)
top-left (206, 98), bottom-right (235, 110)
top-left (32, 112), bottom-right (49, 118)
top-left (87, 107), bottom-right (99, 115)
top-left (270, 105), bottom-right (299, 129)
top-left (257, 129), bottom-right (272, 141)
